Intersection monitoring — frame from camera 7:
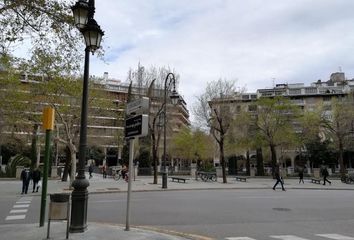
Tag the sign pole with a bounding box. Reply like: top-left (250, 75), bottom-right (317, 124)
top-left (40, 107), bottom-right (55, 227)
top-left (125, 137), bottom-right (134, 231)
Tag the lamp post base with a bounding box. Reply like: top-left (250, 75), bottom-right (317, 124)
top-left (162, 172), bottom-right (168, 189)
top-left (70, 178), bottom-right (89, 233)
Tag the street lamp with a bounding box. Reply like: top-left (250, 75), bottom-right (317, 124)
top-left (70, 0), bottom-right (104, 233)
top-left (162, 73), bottom-right (179, 189)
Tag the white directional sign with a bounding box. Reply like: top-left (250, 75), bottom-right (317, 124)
top-left (126, 97), bottom-right (149, 116)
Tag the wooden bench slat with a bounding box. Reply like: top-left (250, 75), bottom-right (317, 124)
top-left (170, 177), bottom-right (188, 183)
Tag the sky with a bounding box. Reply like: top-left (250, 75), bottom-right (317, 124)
top-left (89, 0), bottom-right (354, 123)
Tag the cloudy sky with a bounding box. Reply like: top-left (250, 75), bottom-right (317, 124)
top-left (90, 0), bottom-right (354, 120)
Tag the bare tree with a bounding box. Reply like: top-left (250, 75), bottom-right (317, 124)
top-left (194, 78), bottom-right (237, 183)
top-left (321, 96), bottom-right (354, 178)
top-left (126, 64), bottom-right (180, 184)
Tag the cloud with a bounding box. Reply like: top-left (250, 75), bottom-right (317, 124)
top-left (90, 0), bottom-right (354, 120)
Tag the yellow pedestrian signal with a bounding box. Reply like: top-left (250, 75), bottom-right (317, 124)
top-left (42, 107), bottom-right (55, 130)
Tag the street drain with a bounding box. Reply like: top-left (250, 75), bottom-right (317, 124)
top-left (272, 208), bottom-right (291, 211)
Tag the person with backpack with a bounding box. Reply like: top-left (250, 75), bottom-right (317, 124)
top-left (32, 167), bottom-right (41, 192)
top-left (89, 164), bottom-right (94, 179)
top-left (20, 167), bottom-right (32, 194)
top-left (322, 166), bottom-right (331, 185)
top-left (272, 164), bottom-right (286, 191)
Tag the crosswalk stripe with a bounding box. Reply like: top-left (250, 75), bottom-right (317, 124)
top-left (5, 215), bottom-right (26, 220)
top-left (270, 235), bottom-right (310, 240)
top-left (316, 234), bottom-right (354, 240)
top-left (16, 201), bottom-right (31, 204)
top-left (13, 204), bottom-right (29, 208)
top-left (225, 238), bottom-right (256, 240)
top-left (10, 209), bottom-right (28, 214)
top-left (19, 197), bottom-right (32, 201)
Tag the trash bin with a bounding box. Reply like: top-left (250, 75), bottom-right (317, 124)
top-left (47, 193), bottom-right (70, 239)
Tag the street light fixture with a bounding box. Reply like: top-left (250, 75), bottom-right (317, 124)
top-left (162, 73), bottom-right (180, 189)
top-left (70, 0), bottom-right (104, 233)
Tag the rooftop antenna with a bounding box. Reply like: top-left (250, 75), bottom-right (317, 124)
top-left (272, 78), bottom-right (276, 88)
top-left (339, 66), bottom-right (342, 72)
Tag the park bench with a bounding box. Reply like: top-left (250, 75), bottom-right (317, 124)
top-left (170, 177), bottom-right (188, 183)
top-left (235, 176), bottom-right (247, 182)
top-left (311, 178), bottom-right (321, 184)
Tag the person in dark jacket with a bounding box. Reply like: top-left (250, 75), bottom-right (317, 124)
top-left (32, 168), bottom-right (41, 192)
top-left (20, 167), bottom-right (32, 194)
top-left (272, 164), bottom-right (286, 191)
top-left (89, 164), bottom-right (93, 179)
top-left (322, 166), bottom-right (331, 185)
top-left (298, 167), bottom-right (304, 184)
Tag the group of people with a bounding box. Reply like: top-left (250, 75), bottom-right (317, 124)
top-left (88, 163), bottom-right (108, 179)
top-left (273, 164), bottom-right (332, 191)
top-left (20, 167), bottom-right (41, 194)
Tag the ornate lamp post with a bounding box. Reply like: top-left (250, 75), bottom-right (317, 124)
top-left (70, 0), bottom-right (104, 233)
top-left (162, 73), bottom-right (179, 189)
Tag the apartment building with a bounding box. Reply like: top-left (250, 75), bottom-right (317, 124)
top-left (210, 72), bottom-right (354, 173)
top-left (0, 72), bottom-right (190, 168)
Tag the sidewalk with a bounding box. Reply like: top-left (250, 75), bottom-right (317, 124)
top-left (0, 222), bottom-right (199, 240)
top-left (1, 174), bottom-right (354, 196)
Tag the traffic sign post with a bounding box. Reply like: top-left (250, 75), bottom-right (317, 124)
top-left (124, 98), bottom-right (149, 231)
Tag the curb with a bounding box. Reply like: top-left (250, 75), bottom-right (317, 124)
top-left (46, 186), bottom-right (354, 195)
top-left (94, 222), bottom-right (215, 240)
top-left (136, 225), bottom-right (215, 240)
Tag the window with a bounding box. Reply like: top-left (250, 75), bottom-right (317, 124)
top-left (305, 88), bottom-right (317, 94)
top-left (323, 96), bottom-right (331, 102)
top-left (289, 89), bottom-right (301, 95)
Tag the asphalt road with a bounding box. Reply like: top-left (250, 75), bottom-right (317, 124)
top-left (1, 189), bottom-right (354, 240)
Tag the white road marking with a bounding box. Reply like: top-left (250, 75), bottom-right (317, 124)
top-left (226, 238), bottom-right (256, 240)
top-left (16, 201), bottom-right (31, 204)
top-left (13, 204), bottom-right (29, 208)
top-left (19, 197), bottom-right (32, 201)
top-left (10, 209), bottom-right (28, 214)
top-left (270, 235), bottom-right (310, 240)
top-left (5, 215), bottom-right (26, 220)
top-left (316, 234), bottom-right (354, 240)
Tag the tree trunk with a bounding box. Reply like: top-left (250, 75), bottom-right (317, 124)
top-left (219, 135), bottom-right (227, 183)
top-left (70, 151), bottom-right (76, 187)
top-left (30, 124), bottom-right (39, 168)
top-left (270, 144), bottom-right (277, 177)
top-left (246, 150), bottom-right (250, 176)
top-left (62, 146), bottom-right (71, 182)
top-left (152, 144), bottom-right (158, 184)
top-left (339, 139), bottom-right (345, 178)
top-left (256, 148), bottom-right (264, 176)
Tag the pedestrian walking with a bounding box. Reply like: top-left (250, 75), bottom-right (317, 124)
top-left (322, 166), bottom-right (331, 185)
top-left (102, 164), bottom-right (107, 178)
top-left (32, 167), bottom-right (41, 192)
top-left (273, 164), bottom-right (286, 191)
top-left (121, 164), bottom-right (128, 182)
top-left (20, 167), bottom-right (32, 194)
top-left (298, 167), bottom-right (304, 184)
top-left (89, 164), bottom-right (93, 179)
